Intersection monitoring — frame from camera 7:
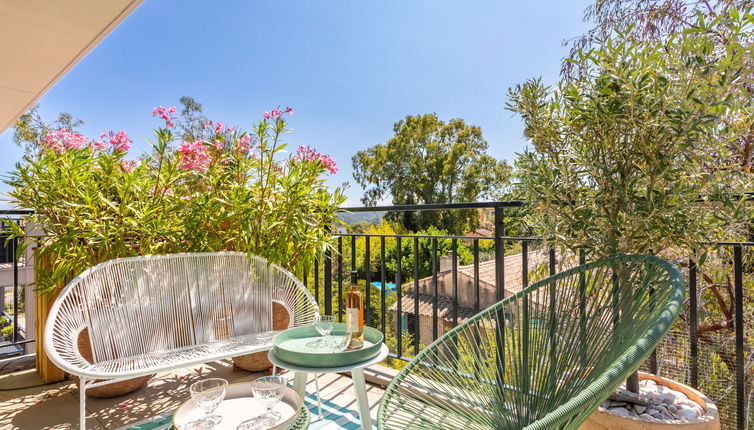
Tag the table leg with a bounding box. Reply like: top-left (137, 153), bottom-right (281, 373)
top-left (351, 368), bottom-right (372, 430)
top-left (313, 373), bottom-right (323, 419)
top-left (293, 371), bottom-right (307, 396)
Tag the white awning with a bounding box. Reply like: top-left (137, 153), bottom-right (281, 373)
top-left (0, 0), bottom-right (143, 133)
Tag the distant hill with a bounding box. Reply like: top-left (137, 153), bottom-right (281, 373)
top-left (337, 210), bottom-right (385, 225)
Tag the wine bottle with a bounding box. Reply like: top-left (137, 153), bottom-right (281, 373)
top-left (345, 275), bottom-right (365, 350)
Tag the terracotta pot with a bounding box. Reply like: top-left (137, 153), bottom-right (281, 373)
top-left (72, 328), bottom-right (153, 398)
top-left (579, 372), bottom-right (720, 430)
top-left (233, 301), bottom-right (291, 372)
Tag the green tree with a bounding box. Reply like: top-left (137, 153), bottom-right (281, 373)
top-left (13, 105), bottom-right (83, 153)
top-left (508, 14), bottom-right (753, 391)
top-left (560, 1), bottom-right (754, 414)
top-left (568, 1), bottom-right (754, 173)
top-left (352, 113), bottom-right (512, 233)
top-left (176, 96), bottom-right (211, 142)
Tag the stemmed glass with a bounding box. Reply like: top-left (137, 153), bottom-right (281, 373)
top-left (188, 378), bottom-right (227, 429)
top-left (315, 315), bottom-right (335, 347)
top-left (237, 376), bottom-right (287, 429)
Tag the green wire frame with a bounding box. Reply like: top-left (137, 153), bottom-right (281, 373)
top-left (377, 254), bottom-right (685, 430)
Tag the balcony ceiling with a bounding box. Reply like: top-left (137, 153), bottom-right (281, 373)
top-left (0, 0), bottom-right (143, 134)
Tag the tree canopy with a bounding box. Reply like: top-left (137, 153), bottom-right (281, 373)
top-left (509, 9), bottom-right (753, 260)
top-left (352, 113), bottom-right (512, 233)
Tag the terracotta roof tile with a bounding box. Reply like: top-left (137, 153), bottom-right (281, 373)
top-left (391, 293), bottom-right (476, 322)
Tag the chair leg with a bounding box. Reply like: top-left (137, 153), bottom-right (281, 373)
top-left (79, 377), bottom-right (87, 430)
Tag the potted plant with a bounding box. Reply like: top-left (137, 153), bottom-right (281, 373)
top-left (5, 102), bottom-right (345, 394)
top-left (507, 9), bottom-right (753, 429)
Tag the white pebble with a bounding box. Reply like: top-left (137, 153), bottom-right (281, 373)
top-left (609, 407), bottom-right (631, 417)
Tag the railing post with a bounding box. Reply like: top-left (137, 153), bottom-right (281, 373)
top-left (365, 237), bottom-right (372, 326)
top-left (12, 235), bottom-right (19, 343)
top-left (521, 241), bottom-right (529, 394)
top-left (733, 245), bottom-right (744, 430)
top-left (451, 238), bottom-right (458, 327)
top-left (324, 248), bottom-right (332, 316)
top-left (432, 238), bottom-right (439, 341)
top-left (493, 204), bottom-right (506, 397)
top-left (689, 256), bottom-right (698, 389)
top-left (473, 239), bottom-right (480, 315)
top-left (380, 237), bottom-right (387, 335)
top-left (494, 205), bottom-right (505, 300)
top-left (396, 237), bottom-right (403, 357)
top-left (351, 236), bottom-right (357, 283)
top-left (337, 237), bottom-right (343, 322)
top-left (413, 236), bottom-right (420, 356)
top-left (314, 257), bottom-right (319, 303)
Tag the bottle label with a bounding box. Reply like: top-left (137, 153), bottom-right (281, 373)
top-left (346, 308), bottom-right (359, 332)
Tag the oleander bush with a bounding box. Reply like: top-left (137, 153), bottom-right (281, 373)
top-left (6, 106), bottom-right (345, 293)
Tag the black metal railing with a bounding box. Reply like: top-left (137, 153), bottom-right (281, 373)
top-left (0, 209), bottom-right (34, 358)
top-left (300, 201), bottom-right (752, 430)
top-left (1, 201), bottom-right (750, 428)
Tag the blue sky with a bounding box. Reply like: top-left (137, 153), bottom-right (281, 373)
top-left (0, 0), bottom-right (590, 206)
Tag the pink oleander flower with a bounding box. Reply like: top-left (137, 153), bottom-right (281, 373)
top-left (177, 140), bottom-right (212, 172)
top-left (91, 140), bottom-right (108, 151)
top-left (285, 106), bottom-right (293, 115)
top-left (271, 108), bottom-right (281, 118)
top-left (152, 105), bottom-right (177, 128)
top-left (320, 154), bottom-right (338, 174)
top-left (42, 129), bottom-right (89, 153)
top-left (295, 145), bottom-right (337, 174)
top-left (264, 111), bottom-right (272, 119)
top-left (214, 140), bottom-right (224, 150)
top-left (120, 159), bottom-right (139, 173)
top-left (205, 120), bottom-right (213, 127)
top-left (237, 134), bottom-right (252, 152)
top-left (226, 128), bottom-right (234, 134)
top-left (214, 121), bottom-right (224, 133)
top-left (100, 130), bottom-right (131, 152)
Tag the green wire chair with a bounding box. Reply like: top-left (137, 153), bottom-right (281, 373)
top-left (377, 254), bottom-right (685, 430)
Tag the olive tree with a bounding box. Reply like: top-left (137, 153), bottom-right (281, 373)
top-left (508, 15), bottom-right (753, 391)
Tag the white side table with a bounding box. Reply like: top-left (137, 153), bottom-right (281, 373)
top-left (268, 343), bottom-right (389, 430)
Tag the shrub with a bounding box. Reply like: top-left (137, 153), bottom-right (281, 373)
top-left (6, 106), bottom-right (346, 293)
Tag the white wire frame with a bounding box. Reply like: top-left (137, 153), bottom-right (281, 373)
top-left (44, 252), bottom-right (319, 382)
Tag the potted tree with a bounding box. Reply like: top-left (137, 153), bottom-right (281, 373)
top-left (507, 9), bottom-right (752, 430)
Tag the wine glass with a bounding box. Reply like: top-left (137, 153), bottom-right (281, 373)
top-left (329, 332), bottom-right (350, 352)
top-left (315, 315), bottom-right (336, 347)
top-left (252, 376), bottom-right (286, 420)
top-left (189, 378), bottom-right (227, 428)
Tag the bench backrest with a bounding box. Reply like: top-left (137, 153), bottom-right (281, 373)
top-left (46, 252), bottom-right (317, 365)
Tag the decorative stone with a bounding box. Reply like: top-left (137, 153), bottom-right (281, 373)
top-left (581, 372), bottom-right (720, 429)
top-left (609, 407), bottom-right (631, 417)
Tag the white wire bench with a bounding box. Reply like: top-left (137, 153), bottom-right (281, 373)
top-left (43, 252), bottom-right (319, 429)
